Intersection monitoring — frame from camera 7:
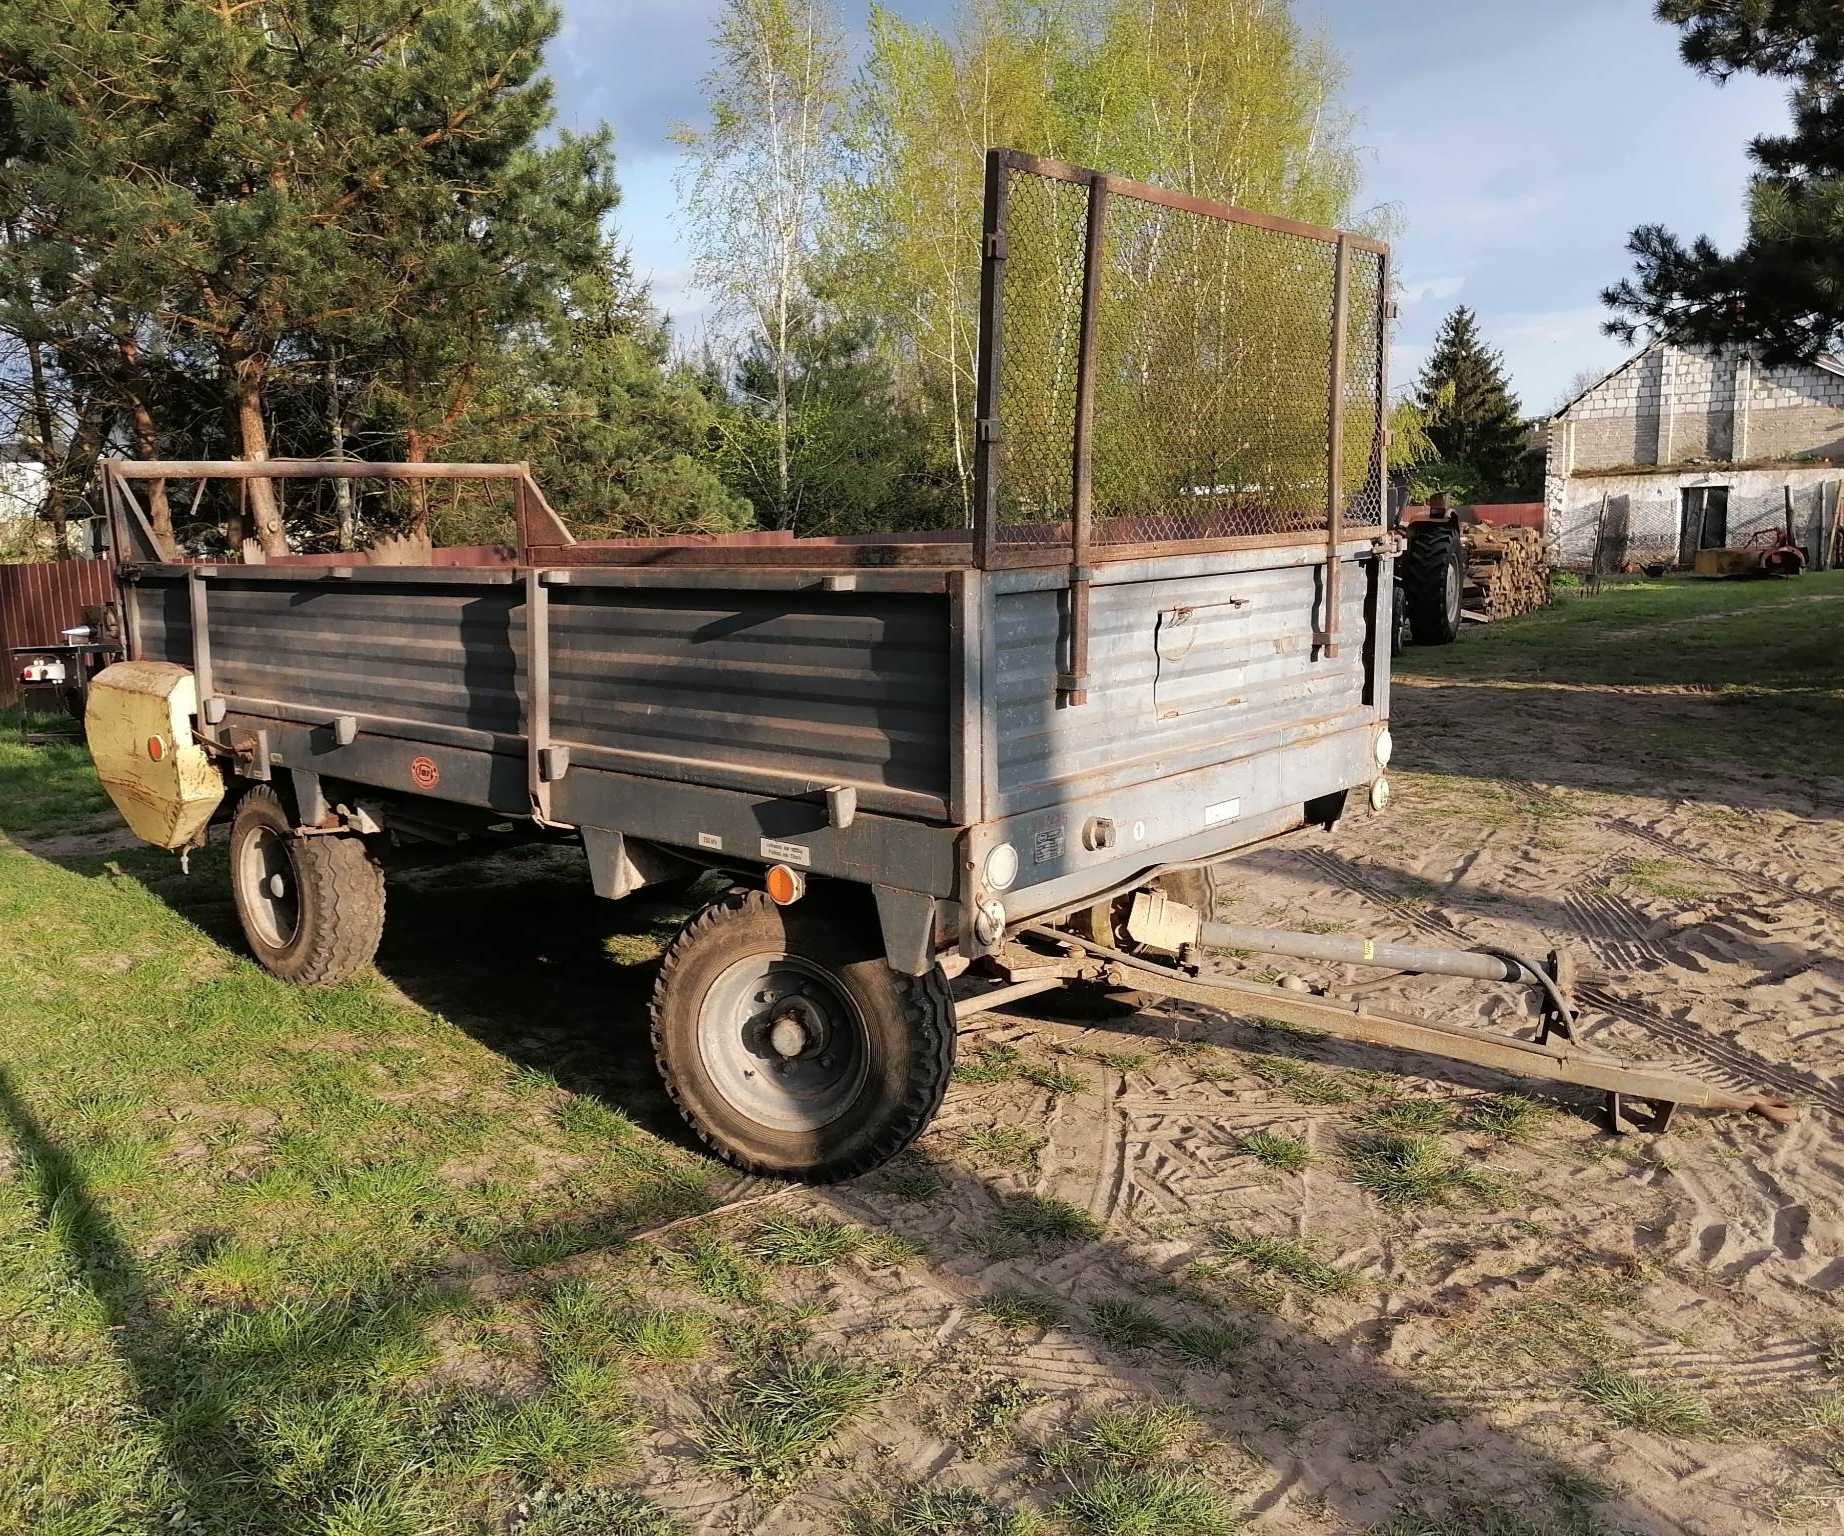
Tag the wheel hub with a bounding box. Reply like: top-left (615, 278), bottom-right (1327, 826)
top-left (698, 955), bottom-right (868, 1133)
top-left (768, 1011), bottom-right (812, 1059)
top-left (239, 825), bottom-right (302, 949)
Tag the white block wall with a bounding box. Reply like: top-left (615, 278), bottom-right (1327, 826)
top-left (1552, 466), bottom-right (1837, 568)
top-left (1546, 342), bottom-right (1844, 561)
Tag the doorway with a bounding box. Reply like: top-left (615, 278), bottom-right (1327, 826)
top-left (1679, 486), bottom-right (1729, 567)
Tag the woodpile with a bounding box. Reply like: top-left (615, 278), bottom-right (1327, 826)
top-left (1464, 525), bottom-right (1550, 620)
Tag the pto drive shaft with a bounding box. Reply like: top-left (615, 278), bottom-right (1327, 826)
top-left (1114, 889), bottom-right (1799, 1130)
top-left (1126, 889), bottom-right (1539, 984)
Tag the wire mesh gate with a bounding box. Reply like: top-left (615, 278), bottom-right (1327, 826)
top-left (971, 148), bottom-right (1390, 699)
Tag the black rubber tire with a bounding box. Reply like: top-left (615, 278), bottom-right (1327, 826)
top-left (1390, 575), bottom-right (1410, 656)
top-left (649, 889), bottom-right (956, 1182)
top-left (227, 784), bottom-right (386, 986)
top-left (1403, 521), bottom-right (1463, 645)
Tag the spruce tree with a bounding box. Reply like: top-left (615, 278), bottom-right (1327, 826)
top-left (1415, 307), bottom-right (1527, 498)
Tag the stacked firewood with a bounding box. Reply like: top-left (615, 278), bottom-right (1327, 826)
top-left (1463, 526), bottom-right (1550, 620)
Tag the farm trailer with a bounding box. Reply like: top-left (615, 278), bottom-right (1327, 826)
top-left (84, 151), bottom-right (1794, 1180)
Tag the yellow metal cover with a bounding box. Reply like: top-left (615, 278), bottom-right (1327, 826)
top-left (86, 661), bottom-right (225, 850)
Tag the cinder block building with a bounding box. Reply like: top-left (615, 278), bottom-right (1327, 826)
top-left (1545, 341), bottom-right (1843, 568)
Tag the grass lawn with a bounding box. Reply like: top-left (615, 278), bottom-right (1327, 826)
top-left (0, 567), bottom-right (1839, 1534)
top-left (1397, 569), bottom-right (1844, 777)
top-left (0, 724), bottom-right (726, 1534)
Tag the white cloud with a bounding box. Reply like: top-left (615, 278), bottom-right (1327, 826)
top-left (1490, 305), bottom-right (1631, 416)
top-left (1397, 274), bottom-right (1465, 309)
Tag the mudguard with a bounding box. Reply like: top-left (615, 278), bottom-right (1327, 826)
top-left (85, 661), bottom-right (225, 849)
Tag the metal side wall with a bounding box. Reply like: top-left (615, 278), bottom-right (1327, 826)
top-left (984, 544), bottom-right (1382, 823)
top-left (124, 571), bottom-right (954, 820)
top-left (547, 586), bottom-right (950, 813)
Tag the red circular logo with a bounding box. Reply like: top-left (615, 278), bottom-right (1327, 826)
top-left (409, 755), bottom-right (440, 790)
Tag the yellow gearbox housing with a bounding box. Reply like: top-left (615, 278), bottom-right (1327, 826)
top-left (86, 661), bottom-right (226, 850)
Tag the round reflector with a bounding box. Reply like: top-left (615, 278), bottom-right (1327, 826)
top-left (764, 864), bottom-right (806, 906)
top-left (146, 736), bottom-right (166, 762)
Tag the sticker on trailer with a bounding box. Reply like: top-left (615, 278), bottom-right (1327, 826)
top-left (759, 838), bottom-right (811, 867)
top-left (1033, 824), bottom-right (1065, 865)
top-left (697, 832), bottom-right (723, 851)
top-left (409, 756), bottom-right (440, 790)
top-left (1204, 797), bottom-right (1241, 827)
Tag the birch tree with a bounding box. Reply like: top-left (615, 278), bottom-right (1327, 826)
top-left (835, 0), bottom-right (1361, 521)
top-left (676, 0), bottom-right (845, 530)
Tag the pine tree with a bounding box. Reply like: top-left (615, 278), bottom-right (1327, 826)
top-left (0, 1), bottom-right (738, 552)
top-left (1604, 1), bottom-right (1844, 364)
top-left (1415, 307), bottom-right (1526, 498)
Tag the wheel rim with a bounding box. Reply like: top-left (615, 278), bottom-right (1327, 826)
top-left (239, 825), bottom-right (301, 949)
top-left (1445, 558), bottom-right (1461, 623)
top-left (698, 954), bottom-right (869, 1134)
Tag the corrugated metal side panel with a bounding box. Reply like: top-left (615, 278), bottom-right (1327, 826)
top-left (990, 556), bottom-right (1373, 818)
top-left (551, 589), bottom-right (951, 804)
top-left (129, 578), bottom-right (190, 666)
top-left (0, 559), bottom-right (116, 704)
top-left (207, 581), bottom-right (526, 738)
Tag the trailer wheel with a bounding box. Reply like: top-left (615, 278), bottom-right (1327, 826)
top-left (228, 785), bottom-right (385, 986)
top-left (649, 889), bottom-right (955, 1181)
top-left (1403, 521), bottom-right (1463, 645)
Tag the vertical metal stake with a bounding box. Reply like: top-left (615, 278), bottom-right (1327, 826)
top-left (525, 569), bottom-right (553, 822)
top-left (1320, 236), bottom-right (1351, 659)
top-left (188, 570), bottom-right (215, 743)
top-left (1060, 172), bottom-right (1109, 707)
top-left (972, 149), bottom-right (1011, 571)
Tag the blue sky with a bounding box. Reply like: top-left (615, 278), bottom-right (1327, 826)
top-left (549, 0), bottom-right (1790, 415)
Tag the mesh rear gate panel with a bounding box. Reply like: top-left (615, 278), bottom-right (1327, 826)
top-left (985, 160), bottom-right (1387, 559)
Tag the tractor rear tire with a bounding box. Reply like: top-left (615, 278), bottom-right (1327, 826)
top-left (228, 784), bottom-right (385, 985)
top-left (649, 889), bottom-right (955, 1181)
top-left (1403, 521), bottom-right (1464, 646)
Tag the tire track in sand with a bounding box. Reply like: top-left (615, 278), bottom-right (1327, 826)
top-left (1615, 817), bottom-right (1844, 926)
top-left (1576, 982), bottom-right (1844, 1117)
top-left (1558, 867), bottom-right (1676, 974)
top-left (1295, 849), bottom-right (1462, 943)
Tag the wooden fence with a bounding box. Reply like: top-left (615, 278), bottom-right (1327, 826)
top-left (0, 558), bottom-right (116, 706)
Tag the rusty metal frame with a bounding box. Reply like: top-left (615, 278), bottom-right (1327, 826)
top-left (963, 927), bottom-right (1800, 1133)
top-left (995, 150), bottom-right (1389, 255)
top-left (102, 459), bottom-right (576, 566)
top-left (1059, 168), bottom-right (1109, 706)
top-left (972, 149), bottom-right (1011, 572)
top-left (1319, 235), bottom-right (1350, 658)
top-left (968, 148), bottom-right (1393, 679)
top-left (100, 459), bottom-right (982, 570)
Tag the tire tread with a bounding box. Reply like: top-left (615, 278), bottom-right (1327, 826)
top-left (647, 888), bottom-right (954, 1182)
top-left (1403, 521), bottom-right (1463, 646)
top-left (231, 785), bottom-right (385, 986)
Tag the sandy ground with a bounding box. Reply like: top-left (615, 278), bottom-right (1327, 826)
top-left (571, 670), bottom-right (1844, 1535)
top-left (27, 658), bottom-right (1832, 1532)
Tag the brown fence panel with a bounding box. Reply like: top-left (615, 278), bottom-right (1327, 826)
top-left (0, 558), bottom-right (117, 705)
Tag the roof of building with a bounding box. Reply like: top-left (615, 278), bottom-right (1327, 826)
top-left (1551, 342), bottom-right (1844, 422)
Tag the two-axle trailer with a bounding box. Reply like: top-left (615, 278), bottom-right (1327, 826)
top-left (83, 150), bottom-right (1795, 1179)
